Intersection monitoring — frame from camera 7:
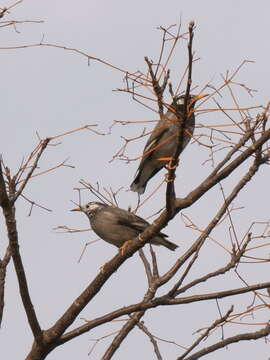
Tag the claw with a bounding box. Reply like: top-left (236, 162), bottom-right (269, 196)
top-left (165, 173), bottom-right (176, 183)
top-left (119, 240), bottom-right (133, 256)
top-left (165, 163), bottom-right (177, 170)
top-left (164, 157), bottom-right (179, 170)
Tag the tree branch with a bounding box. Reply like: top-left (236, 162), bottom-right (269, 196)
top-left (180, 322), bottom-right (270, 360)
top-left (178, 306), bottom-right (234, 359)
top-left (57, 280), bottom-right (270, 345)
top-left (175, 126), bottom-right (270, 210)
top-left (166, 21), bottom-right (195, 213)
top-left (102, 281), bottom-right (158, 359)
top-left (13, 138), bottom-right (50, 202)
top-left (136, 320), bottom-right (163, 360)
top-left (0, 162), bottom-right (42, 339)
top-left (0, 246), bottom-right (11, 326)
top-left (0, 161), bottom-right (9, 207)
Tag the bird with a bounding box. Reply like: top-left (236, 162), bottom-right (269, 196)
top-left (71, 201), bottom-right (178, 252)
top-left (130, 93), bottom-right (208, 194)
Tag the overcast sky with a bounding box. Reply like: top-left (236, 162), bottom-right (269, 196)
top-left (1, 1), bottom-right (270, 359)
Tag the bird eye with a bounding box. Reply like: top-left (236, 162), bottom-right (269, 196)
top-left (86, 204), bottom-right (89, 208)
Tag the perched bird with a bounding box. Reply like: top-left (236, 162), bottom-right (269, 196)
top-left (130, 93), bottom-right (208, 194)
top-left (71, 201), bottom-right (178, 251)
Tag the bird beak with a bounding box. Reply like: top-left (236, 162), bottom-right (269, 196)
top-left (195, 93), bottom-right (208, 101)
top-left (71, 207), bottom-right (81, 212)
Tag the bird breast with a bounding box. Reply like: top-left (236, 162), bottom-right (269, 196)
top-left (90, 210), bottom-right (139, 247)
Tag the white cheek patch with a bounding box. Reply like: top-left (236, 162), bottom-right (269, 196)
top-left (176, 98), bottom-right (185, 105)
top-left (88, 203), bottom-right (101, 211)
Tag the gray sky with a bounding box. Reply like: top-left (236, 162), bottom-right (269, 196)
top-left (1, 0), bottom-right (270, 359)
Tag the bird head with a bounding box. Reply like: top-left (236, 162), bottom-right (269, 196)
top-left (174, 93), bottom-right (208, 108)
top-left (71, 201), bottom-right (106, 217)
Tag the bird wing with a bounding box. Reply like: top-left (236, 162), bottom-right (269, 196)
top-left (113, 208), bottom-right (168, 237)
top-left (144, 118), bottom-right (170, 154)
top-left (136, 117), bottom-right (174, 172)
top-left (115, 210), bottom-right (149, 232)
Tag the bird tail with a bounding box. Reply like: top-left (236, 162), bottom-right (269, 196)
top-left (160, 238), bottom-right (178, 251)
top-left (130, 172), bottom-right (146, 194)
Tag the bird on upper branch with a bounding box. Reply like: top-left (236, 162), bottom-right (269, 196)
top-left (130, 93), bottom-right (208, 194)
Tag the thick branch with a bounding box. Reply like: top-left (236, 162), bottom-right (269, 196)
top-left (4, 204), bottom-right (42, 339)
top-left (0, 163), bottom-right (42, 339)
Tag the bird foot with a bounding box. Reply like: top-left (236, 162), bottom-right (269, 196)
top-left (119, 240), bottom-right (133, 256)
top-left (165, 157), bottom-right (179, 170)
top-left (158, 157), bottom-right (178, 170)
top-left (165, 178), bottom-right (175, 183)
top-left (165, 173), bottom-right (176, 183)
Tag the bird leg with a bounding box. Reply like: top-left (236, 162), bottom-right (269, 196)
top-left (158, 157), bottom-right (178, 170)
top-left (119, 239), bottom-right (134, 256)
top-left (165, 173), bottom-right (176, 183)
top-left (167, 157), bottom-right (179, 170)
top-left (159, 157), bottom-right (177, 183)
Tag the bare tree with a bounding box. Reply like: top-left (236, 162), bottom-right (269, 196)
top-left (1, 3), bottom-right (270, 360)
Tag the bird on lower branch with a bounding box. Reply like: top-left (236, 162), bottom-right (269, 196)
top-left (71, 201), bottom-right (178, 252)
